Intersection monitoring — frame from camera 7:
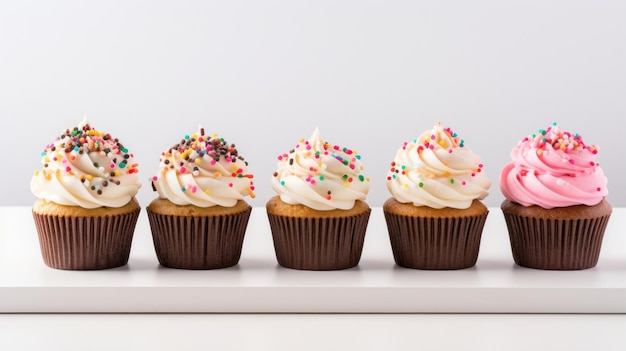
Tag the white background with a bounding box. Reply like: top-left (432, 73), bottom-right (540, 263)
top-left (1, 0), bottom-right (625, 209)
top-left (1, 2), bottom-right (625, 348)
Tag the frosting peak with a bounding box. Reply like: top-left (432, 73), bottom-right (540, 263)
top-left (150, 127), bottom-right (255, 207)
top-left (500, 122), bottom-right (607, 208)
top-left (386, 122), bottom-right (491, 209)
top-left (271, 128), bottom-right (370, 210)
top-left (31, 119), bottom-right (141, 208)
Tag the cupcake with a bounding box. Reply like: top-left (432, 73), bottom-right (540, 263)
top-left (500, 122), bottom-right (611, 270)
top-left (30, 118), bottom-right (141, 270)
top-left (383, 122), bottom-right (491, 269)
top-left (267, 128), bottom-right (371, 270)
top-left (146, 127), bottom-right (254, 269)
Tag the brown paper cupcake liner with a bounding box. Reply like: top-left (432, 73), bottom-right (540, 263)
top-left (267, 210), bottom-right (371, 271)
top-left (147, 206), bottom-right (252, 269)
top-left (502, 212), bottom-right (610, 270)
top-left (32, 209), bottom-right (140, 270)
top-left (383, 212), bottom-right (488, 270)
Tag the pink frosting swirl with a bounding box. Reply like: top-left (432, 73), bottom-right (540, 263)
top-left (500, 123), bottom-right (608, 209)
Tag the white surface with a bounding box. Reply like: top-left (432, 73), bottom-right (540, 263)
top-left (1, 314), bottom-right (625, 351)
top-left (1, 0), bottom-right (626, 208)
top-left (1, 206), bottom-right (625, 313)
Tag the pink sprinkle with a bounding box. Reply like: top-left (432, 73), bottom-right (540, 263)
top-left (462, 181), bottom-right (466, 186)
top-left (152, 176), bottom-right (158, 181)
top-left (237, 168), bottom-right (243, 173)
top-left (345, 150), bottom-right (353, 155)
top-left (191, 186), bottom-right (197, 193)
top-left (478, 164), bottom-right (483, 168)
top-left (210, 160), bottom-right (216, 165)
top-left (349, 164), bottom-right (355, 170)
top-left (597, 187), bottom-right (601, 192)
top-left (569, 159), bottom-right (575, 164)
top-left (310, 180), bottom-right (316, 185)
top-left (471, 173), bottom-right (476, 177)
top-left (110, 163), bottom-right (115, 169)
top-left (225, 156), bottom-right (231, 162)
top-left (448, 149), bottom-right (453, 154)
top-left (430, 134), bottom-right (435, 140)
top-left (334, 145), bottom-right (340, 150)
top-left (228, 183), bottom-right (233, 187)
top-left (65, 166), bottom-right (71, 172)
top-left (250, 186), bottom-right (255, 191)
top-left (306, 145), bottom-right (311, 150)
top-left (180, 167), bottom-right (187, 173)
top-left (429, 145), bottom-right (434, 150)
top-left (589, 161), bottom-right (595, 166)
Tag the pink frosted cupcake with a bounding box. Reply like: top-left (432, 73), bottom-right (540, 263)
top-left (500, 122), bottom-right (611, 270)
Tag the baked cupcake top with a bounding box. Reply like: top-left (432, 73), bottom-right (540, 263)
top-left (500, 122), bottom-right (608, 209)
top-left (150, 127), bottom-right (255, 207)
top-left (271, 128), bottom-right (370, 211)
top-left (386, 122), bottom-right (491, 209)
top-left (31, 118), bottom-right (140, 209)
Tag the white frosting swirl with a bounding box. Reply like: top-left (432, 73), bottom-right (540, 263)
top-left (31, 119), bottom-right (141, 209)
top-left (386, 123), bottom-right (491, 209)
top-left (271, 128), bottom-right (370, 211)
top-left (151, 128), bottom-right (255, 207)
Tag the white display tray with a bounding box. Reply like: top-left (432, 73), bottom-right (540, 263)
top-left (0, 206), bottom-right (624, 313)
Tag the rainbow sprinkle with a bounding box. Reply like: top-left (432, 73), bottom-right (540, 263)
top-left (273, 134), bottom-right (369, 199)
top-left (151, 128), bottom-right (255, 198)
top-left (38, 122), bottom-right (138, 195)
top-left (386, 124), bottom-right (481, 190)
top-left (527, 122), bottom-right (598, 157)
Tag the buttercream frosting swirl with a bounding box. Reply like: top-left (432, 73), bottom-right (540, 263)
top-left (386, 122), bottom-right (491, 209)
top-left (31, 118), bottom-right (140, 208)
top-left (150, 127), bottom-right (255, 207)
top-left (271, 128), bottom-right (370, 211)
top-left (500, 123), bottom-right (607, 209)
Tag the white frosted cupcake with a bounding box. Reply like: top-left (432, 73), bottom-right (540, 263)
top-left (267, 128), bottom-right (371, 270)
top-left (146, 127), bottom-right (254, 269)
top-left (383, 122), bottom-right (491, 269)
top-left (31, 118), bottom-right (141, 270)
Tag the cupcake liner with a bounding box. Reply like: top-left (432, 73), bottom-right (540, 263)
top-left (383, 212), bottom-right (488, 269)
top-left (147, 206), bottom-right (252, 269)
top-left (32, 208), bottom-right (140, 270)
top-left (502, 212), bottom-right (611, 270)
top-left (267, 209), bottom-right (371, 271)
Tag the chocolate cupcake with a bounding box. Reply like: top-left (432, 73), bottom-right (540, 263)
top-left (30, 118), bottom-right (141, 270)
top-left (500, 122), bottom-right (611, 270)
top-left (147, 127), bottom-right (254, 269)
top-left (267, 128), bottom-right (371, 270)
top-left (383, 123), bottom-right (491, 269)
